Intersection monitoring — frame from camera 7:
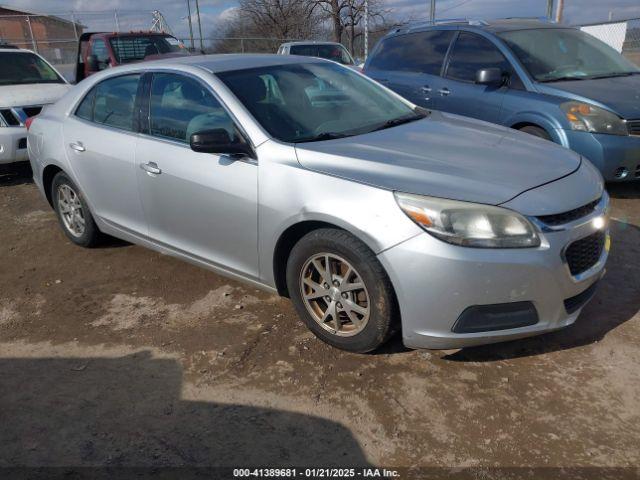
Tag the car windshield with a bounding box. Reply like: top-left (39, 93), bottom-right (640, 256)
top-left (109, 35), bottom-right (188, 64)
top-left (0, 52), bottom-right (64, 86)
top-left (290, 44), bottom-right (355, 65)
top-left (499, 28), bottom-right (640, 82)
top-left (217, 62), bottom-right (425, 143)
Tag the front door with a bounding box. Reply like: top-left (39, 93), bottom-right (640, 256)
top-left (438, 32), bottom-right (512, 123)
top-left (135, 72), bottom-right (259, 278)
top-left (63, 73), bottom-right (147, 236)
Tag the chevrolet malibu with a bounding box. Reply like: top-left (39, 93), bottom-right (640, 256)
top-left (28, 55), bottom-right (610, 352)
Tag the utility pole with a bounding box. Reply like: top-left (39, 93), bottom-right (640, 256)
top-left (195, 0), bottom-right (204, 52)
top-left (186, 0), bottom-right (195, 50)
top-left (430, 0), bottom-right (436, 22)
top-left (555, 0), bottom-right (564, 23)
top-left (546, 0), bottom-right (554, 20)
top-left (364, 0), bottom-right (369, 60)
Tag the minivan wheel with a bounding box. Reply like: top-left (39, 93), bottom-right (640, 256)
top-left (286, 229), bottom-right (397, 353)
top-left (51, 172), bottom-right (101, 247)
top-left (519, 125), bottom-right (552, 141)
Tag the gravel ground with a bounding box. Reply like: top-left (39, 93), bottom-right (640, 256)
top-left (1, 163), bottom-right (639, 477)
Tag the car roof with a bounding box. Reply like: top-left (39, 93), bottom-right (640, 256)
top-left (137, 53), bottom-right (327, 73)
top-left (0, 48), bottom-right (34, 53)
top-left (388, 18), bottom-right (572, 37)
top-left (280, 41), bottom-right (345, 47)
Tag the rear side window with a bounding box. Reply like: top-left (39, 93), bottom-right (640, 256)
top-left (149, 73), bottom-right (235, 144)
top-left (367, 30), bottom-right (455, 75)
top-left (446, 32), bottom-right (511, 82)
top-left (75, 74), bottom-right (141, 131)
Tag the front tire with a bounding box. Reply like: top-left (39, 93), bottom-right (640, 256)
top-left (51, 171), bottom-right (101, 248)
top-left (519, 125), bottom-right (552, 141)
top-left (286, 229), bottom-right (398, 353)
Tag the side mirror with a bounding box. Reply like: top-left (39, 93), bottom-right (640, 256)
top-left (476, 68), bottom-right (504, 86)
top-left (87, 54), bottom-right (99, 72)
top-left (189, 129), bottom-right (254, 158)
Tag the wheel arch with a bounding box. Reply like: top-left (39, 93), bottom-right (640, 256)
top-left (42, 164), bottom-right (64, 208)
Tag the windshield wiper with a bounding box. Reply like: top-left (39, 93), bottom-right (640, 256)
top-left (538, 76), bottom-right (590, 83)
top-left (367, 111), bottom-right (428, 134)
top-left (588, 71), bottom-right (639, 79)
top-left (295, 131), bottom-right (352, 143)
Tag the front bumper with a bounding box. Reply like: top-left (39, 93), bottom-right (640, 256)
top-left (0, 127), bottom-right (29, 164)
top-left (378, 198), bottom-right (609, 350)
top-left (562, 129), bottom-right (640, 182)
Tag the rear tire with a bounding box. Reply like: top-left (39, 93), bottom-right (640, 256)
top-left (51, 172), bottom-right (101, 248)
top-left (519, 125), bottom-right (552, 141)
top-left (286, 228), bottom-right (398, 353)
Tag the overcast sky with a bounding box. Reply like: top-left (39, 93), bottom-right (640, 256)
top-left (3, 0), bottom-right (640, 39)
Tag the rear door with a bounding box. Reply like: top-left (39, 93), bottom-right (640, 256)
top-left (63, 73), bottom-right (147, 235)
top-left (135, 72), bottom-right (259, 277)
top-left (365, 30), bottom-right (455, 109)
top-left (438, 32), bottom-right (514, 122)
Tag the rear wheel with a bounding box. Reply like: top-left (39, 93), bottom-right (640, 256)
top-left (51, 172), bottom-right (101, 247)
top-left (286, 229), bottom-right (397, 353)
top-left (519, 125), bottom-right (552, 141)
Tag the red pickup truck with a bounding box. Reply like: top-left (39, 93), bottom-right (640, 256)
top-left (75, 31), bottom-right (190, 82)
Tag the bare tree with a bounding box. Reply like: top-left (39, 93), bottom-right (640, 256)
top-left (238, 0), bottom-right (320, 39)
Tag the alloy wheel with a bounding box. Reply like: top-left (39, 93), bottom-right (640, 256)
top-left (299, 252), bottom-right (370, 337)
top-left (57, 184), bottom-right (85, 238)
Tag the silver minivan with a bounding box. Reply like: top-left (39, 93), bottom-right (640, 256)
top-left (28, 54), bottom-right (609, 352)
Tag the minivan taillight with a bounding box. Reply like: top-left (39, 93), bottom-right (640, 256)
top-left (25, 116), bottom-right (35, 131)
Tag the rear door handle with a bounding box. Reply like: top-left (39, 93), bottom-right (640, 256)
top-left (69, 142), bottom-right (85, 152)
top-left (140, 162), bottom-right (162, 175)
top-left (438, 88), bottom-right (451, 96)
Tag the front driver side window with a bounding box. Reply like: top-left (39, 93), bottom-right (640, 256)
top-left (149, 73), bottom-right (236, 144)
top-left (446, 32), bottom-right (512, 82)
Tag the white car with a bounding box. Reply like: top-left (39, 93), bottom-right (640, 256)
top-left (0, 48), bottom-right (69, 164)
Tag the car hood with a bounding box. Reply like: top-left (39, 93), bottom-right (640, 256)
top-left (536, 74), bottom-right (640, 119)
top-left (0, 83), bottom-right (70, 108)
top-left (294, 111), bottom-right (581, 205)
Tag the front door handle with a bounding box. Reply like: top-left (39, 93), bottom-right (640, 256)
top-left (140, 162), bottom-right (162, 175)
top-left (69, 142), bottom-right (85, 152)
top-left (438, 88), bottom-right (451, 96)
top-left (421, 86), bottom-right (432, 93)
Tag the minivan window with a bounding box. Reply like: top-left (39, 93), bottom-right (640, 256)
top-left (367, 30), bottom-right (455, 75)
top-left (218, 62), bottom-right (424, 143)
top-left (446, 32), bottom-right (511, 82)
top-left (149, 73), bottom-right (235, 143)
top-left (499, 28), bottom-right (640, 82)
top-left (289, 44), bottom-right (354, 65)
top-left (85, 74), bottom-right (141, 131)
top-left (0, 52), bottom-right (64, 86)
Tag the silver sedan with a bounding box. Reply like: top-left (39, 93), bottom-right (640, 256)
top-left (27, 54), bottom-right (609, 352)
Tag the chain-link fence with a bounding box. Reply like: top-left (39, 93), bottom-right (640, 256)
top-left (578, 18), bottom-right (640, 66)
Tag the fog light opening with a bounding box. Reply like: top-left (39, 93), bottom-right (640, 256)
top-left (592, 216), bottom-right (606, 230)
top-left (614, 167), bottom-right (628, 179)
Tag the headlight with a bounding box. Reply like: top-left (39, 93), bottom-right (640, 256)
top-left (395, 192), bottom-right (540, 248)
top-left (560, 101), bottom-right (627, 135)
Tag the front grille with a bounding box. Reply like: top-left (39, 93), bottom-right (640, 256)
top-left (22, 106), bottom-right (42, 117)
top-left (0, 109), bottom-right (20, 126)
top-left (628, 119), bottom-right (640, 136)
top-left (565, 230), bottom-right (606, 276)
top-left (537, 198), bottom-right (600, 227)
top-left (0, 106), bottom-right (43, 127)
top-left (564, 281), bottom-right (599, 314)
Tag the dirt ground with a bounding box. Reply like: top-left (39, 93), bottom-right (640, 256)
top-left (1, 163), bottom-right (639, 478)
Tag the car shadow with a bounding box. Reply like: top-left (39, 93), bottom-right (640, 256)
top-left (0, 162), bottom-right (33, 186)
top-left (607, 181), bottom-right (640, 199)
top-left (0, 351), bottom-right (370, 474)
top-left (444, 219), bottom-right (640, 362)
